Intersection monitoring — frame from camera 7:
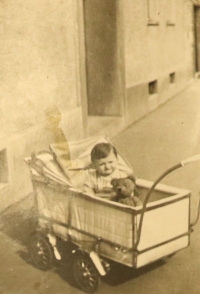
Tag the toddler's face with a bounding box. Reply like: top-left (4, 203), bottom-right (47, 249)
top-left (93, 151), bottom-right (118, 176)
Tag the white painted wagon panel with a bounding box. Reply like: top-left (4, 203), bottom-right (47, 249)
top-left (136, 236), bottom-right (189, 268)
top-left (137, 197), bottom-right (189, 251)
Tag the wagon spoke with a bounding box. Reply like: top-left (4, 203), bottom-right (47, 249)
top-left (29, 235), bottom-right (54, 271)
top-left (73, 256), bottom-right (100, 293)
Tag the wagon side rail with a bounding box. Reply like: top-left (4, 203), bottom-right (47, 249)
top-left (190, 192), bottom-right (200, 227)
top-left (134, 154), bottom-right (200, 250)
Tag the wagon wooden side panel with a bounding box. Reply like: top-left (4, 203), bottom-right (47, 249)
top-left (135, 179), bottom-right (191, 268)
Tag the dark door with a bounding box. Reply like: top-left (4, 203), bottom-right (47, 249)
top-left (83, 0), bottom-right (123, 116)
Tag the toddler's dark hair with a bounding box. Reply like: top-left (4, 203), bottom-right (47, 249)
top-left (91, 143), bottom-right (117, 162)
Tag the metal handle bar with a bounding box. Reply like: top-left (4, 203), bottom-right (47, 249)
top-left (134, 154), bottom-right (200, 250)
top-left (181, 154), bottom-right (200, 166)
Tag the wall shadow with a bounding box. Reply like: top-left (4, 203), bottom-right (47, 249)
top-left (0, 203), bottom-right (37, 246)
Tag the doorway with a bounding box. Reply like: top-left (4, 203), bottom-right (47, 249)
top-left (83, 0), bottom-right (124, 116)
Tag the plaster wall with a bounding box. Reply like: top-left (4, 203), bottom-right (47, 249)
top-left (0, 0), bottom-right (84, 210)
top-left (122, 0), bottom-right (194, 126)
top-left (0, 0), bottom-right (83, 137)
top-left (123, 0), bottom-right (192, 86)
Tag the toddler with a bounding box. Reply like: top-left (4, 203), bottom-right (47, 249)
top-left (84, 142), bottom-right (131, 197)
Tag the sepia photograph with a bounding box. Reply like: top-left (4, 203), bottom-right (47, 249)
top-left (1, 0), bottom-right (200, 293)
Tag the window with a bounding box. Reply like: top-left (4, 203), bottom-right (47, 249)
top-left (148, 80), bottom-right (158, 95)
top-left (147, 0), bottom-right (160, 25)
top-left (169, 72), bottom-right (176, 84)
top-left (0, 149), bottom-right (8, 185)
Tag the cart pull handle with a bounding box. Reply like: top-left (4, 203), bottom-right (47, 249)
top-left (134, 154), bottom-right (200, 250)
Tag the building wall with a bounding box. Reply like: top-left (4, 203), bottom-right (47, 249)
top-left (84, 0), bottom-right (124, 116)
top-left (122, 0), bottom-right (194, 126)
top-left (86, 0), bottom-right (194, 138)
top-left (0, 0), bottom-right (84, 210)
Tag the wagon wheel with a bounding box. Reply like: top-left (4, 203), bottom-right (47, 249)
top-left (29, 234), bottom-right (54, 271)
top-left (73, 255), bottom-right (100, 293)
